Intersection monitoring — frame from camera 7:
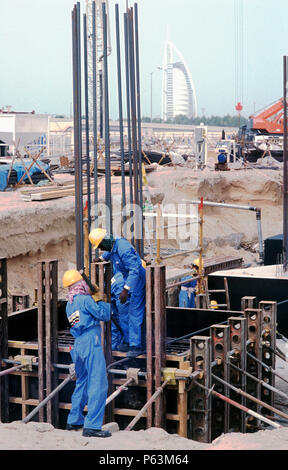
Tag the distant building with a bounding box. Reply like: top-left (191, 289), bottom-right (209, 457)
top-left (161, 32), bottom-right (197, 121)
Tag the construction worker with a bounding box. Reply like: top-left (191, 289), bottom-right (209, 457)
top-left (63, 269), bottom-right (111, 438)
top-left (178, 262), bottom-right (198, 308)
top-left (89, 228), bottom-right (146, 358)
top-left (179, 276), bottom-right (197, 308)
top-left (111, 270), bottom-right (129, 351)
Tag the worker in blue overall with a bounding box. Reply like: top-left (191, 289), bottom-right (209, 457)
top-left (63, 269), bottom-right (111, 438)
top-left (110, 270), bottom-right (129, 350)
top-left (89, 228), bottom-right (146, 358)
top-left (178, 276), bottom-right (197, 308)
top-left (178, 260), bottom-right (199, 308)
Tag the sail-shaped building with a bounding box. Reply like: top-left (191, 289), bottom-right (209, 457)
top-left (161, 30), bottom-right (197, 121)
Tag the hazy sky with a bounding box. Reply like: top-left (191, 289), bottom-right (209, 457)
top-left (0, 0), bottom-right (287, 119)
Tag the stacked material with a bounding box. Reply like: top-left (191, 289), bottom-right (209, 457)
top-left (20, 180), bottom-right (95, 201)
top-left (0, 160), bottom-right (51, 191)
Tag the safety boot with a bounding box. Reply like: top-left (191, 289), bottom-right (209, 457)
top-left (82, 428), bottom-right (112, 438)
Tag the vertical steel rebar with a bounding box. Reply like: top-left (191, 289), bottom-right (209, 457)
top-left (83, 13), bottom-right (92, 270)
top-left (283, 56), bottom-right (288, 271)
top-left (115, 3), bottom-right (127, 237)
top-left (72, 3), bottom-right (84, 269)
top-left (124, 11), bottom-right (134, 244)
top-left (102, 2), bottom-right (113, 237)
top-left (128, 7), bottom-right (141, 254)
top-left (92, 1), bottom-right (99, 255)
top-left (134, 3), bottom-right (144, 257)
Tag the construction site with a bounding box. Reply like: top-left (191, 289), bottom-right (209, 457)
top-left (2, 0), bottom-right (288, 454)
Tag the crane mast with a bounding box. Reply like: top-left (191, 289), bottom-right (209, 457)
top-left (85, 0), bottom-right (111, 127)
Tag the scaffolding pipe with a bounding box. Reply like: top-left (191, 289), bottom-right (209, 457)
top-left (0, 364), bottom-right (25, 377)
top-left (22, 376), bottom-right (72, 424)
top-left (229, 361), bottom-right (288, 401)
top-left (212, 373), bottom-right (288, 423)
top-left (125, 379), bottom-right (169, 431)
top-left (195, 381), bottom-right (280, 429)
top-left (183, 199), bottom-right (264, 262)
top-left (106, 377), bottom-right (134, 406)
top-left (247, 351), bottom-right (288, 386)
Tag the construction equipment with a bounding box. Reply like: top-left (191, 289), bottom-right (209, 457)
top-left (237, 99), bottom-right (284, 162)
top-left (214, 139), bottom-right (237, 170)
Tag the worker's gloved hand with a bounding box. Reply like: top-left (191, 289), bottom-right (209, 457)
top-left (119, 288), bottom-right (129, 304)
top-left (69, 363), bottom-right (77, 381)
top-left (92, 291), bottom-right (107, 303)
top-left (94, 257), bottom-right (103, 263)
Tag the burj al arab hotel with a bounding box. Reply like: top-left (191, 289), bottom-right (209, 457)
top-left (161, 31), bottom-right (197, 121)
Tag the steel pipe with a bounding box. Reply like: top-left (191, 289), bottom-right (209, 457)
top-left (125, 379), bottom-right (169, 431)
top-left (195, 381), bottom-right (280, 429)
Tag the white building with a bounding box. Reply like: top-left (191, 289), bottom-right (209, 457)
top-left (161, 32), bottom-right (197, 121)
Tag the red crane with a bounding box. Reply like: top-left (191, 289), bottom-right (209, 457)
top-left (249, 99), bottom-right (284, 134)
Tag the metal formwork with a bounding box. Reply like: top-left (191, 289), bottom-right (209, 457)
top-left (37, 260), bottom-right (59, 426)
top-left (210, 324), bottom-right (230, 437)
top-left (0, 258), bottom-right (8, 422)
top-left (259, 301), bottom-right (277, 413)
top-left (228, 316), bottom-right (247, 432)
top-left (145, 265), bottom-right (166, 429)
top-left (190, 336), bottom-right (212, 443)
top-left (244, 308), bottom-right (261, 430)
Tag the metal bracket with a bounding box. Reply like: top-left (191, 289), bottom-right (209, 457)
top-left (162, 367), bottom-right (177, 385)
top-left (14, 355), bottom-right (36, 372)
top-left (127, 368), bottom-right (140, 385)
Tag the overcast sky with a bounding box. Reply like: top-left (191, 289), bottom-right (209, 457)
top-left (0, 0), bottom-right (287, 119)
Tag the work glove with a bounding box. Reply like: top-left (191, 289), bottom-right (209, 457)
top-left (92, 291), bottom-right (107, 303)
top-left (69, 363), bottom-right (77, 381)
top-left (119, 288), bottom-right (129, 304)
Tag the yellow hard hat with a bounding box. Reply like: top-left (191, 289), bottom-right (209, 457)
top-left (210, 300), bottom-right (218, 309)
top-left (89, 228), bottom-right (107, 249)
top-left (193, 258), bottom-right (200, 268)
top-left (141, 259), bottom-right (146, 269)
top-left (63, 269), bottom-right (82, 288)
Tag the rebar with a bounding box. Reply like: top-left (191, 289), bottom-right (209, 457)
top-left (115, 3), bottom-right (127, 237)
top-left (102, 1), bottom-right (113, 237)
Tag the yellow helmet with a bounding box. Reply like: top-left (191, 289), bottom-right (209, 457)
top-left (63, 269), bottom-right (82, 288)
top-left (89, 228), bottom-right (107, 249)
top-left (210, 300), bottom-right (218, 309)
top-left (193, 258), bottom-right (200, 268)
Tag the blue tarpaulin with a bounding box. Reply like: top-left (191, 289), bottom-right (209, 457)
top-left (0, 161), bottom-right (50, 191)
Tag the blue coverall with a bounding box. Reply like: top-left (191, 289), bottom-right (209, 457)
top-left (111, 271), bottom-right (129, 349)
top-left (178, 276), bottom-right (197, 308)
top-left (101, 237), bottom-right (146, 348)
top-left (66, 295), bottom-right (110, 430)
